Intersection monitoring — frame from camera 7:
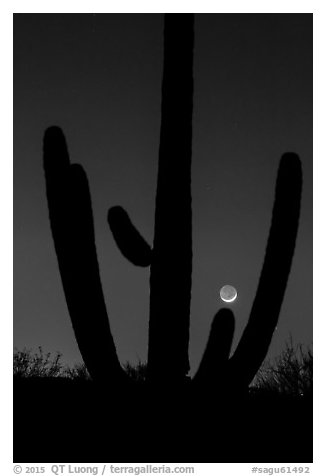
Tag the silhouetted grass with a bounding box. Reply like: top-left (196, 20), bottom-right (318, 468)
top-left (14, 347), bottom-right (146, 383)
top-left (64, 361), bottom-right (91, 380)
top-left (13, 347), bottom-right (64, 378)
top-left (251, 338), bottom-right (312, 398)
top-left (14, 341), bottom-right (313, 398)
top-left (123, 360), bottom-right (147, 383)
top-left (13, 347), bottom-right (90, 380)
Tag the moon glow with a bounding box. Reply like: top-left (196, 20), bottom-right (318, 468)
top-left (220, 285), bottom-right (237, 303)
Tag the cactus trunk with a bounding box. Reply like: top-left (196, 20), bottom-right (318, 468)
top-left (147, 14), bottom-right (194, 381)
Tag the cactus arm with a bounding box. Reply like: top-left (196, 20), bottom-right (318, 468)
top-left (194, 309), bottom-right (235, 385)
top-left (43, 126), bottom-right (127, 384)
top-left (107, 206), bottom-right (152, 267)
top-left (227, 153), bottom-right (302, 387)
top-left (147, 14), bottom-right (194, 381)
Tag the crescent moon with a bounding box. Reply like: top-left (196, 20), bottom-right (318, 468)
top-left (220, 285), bottom-right (237, 303)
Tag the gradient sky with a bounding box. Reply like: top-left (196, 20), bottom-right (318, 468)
top-left (14, 13), bottom-right (312, 375)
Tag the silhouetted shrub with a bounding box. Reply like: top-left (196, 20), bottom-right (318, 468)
top-left (123, 360), bottom-right (147, 383)
top-left (13, 347), bottom-right (149, 382)
top-left (13, 347), bottom-right (64, 378)
top-left (65, 362), bottom-right (91, 381)
top-left (252, 338), bottom-right (312, 397)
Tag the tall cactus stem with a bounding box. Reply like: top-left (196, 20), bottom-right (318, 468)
top-left (147, 14), bottom-right (194, 381)
top-left (43, 126), bottom-right (127, 384)
top-left (227, 152), bottom-right (302, 387)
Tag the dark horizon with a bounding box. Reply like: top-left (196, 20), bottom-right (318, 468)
top-left (14, 13), bottom-right (312, 374)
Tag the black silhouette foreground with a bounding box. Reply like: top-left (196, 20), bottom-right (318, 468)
top-left (14, 14), bottom-right (309, 462)
top-left (14, 346), bottom-right (312, 462)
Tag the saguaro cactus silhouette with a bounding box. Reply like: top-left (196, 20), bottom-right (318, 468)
top-left (43, 128), bottom-right (127, 384)
top-left (43, 13), bottom-right (302, 388)
top-left (109, 14), bottom-right (193, 381)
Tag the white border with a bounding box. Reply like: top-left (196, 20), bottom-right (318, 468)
top-left (3, 0), bottom-right (324, 473)
top-left (6, 0), bottom-right (320, 14)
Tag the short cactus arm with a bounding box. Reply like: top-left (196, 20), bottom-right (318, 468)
top-left (43, 126), bottom-right (127, 384)
top-left (194, 308), bottom-right (235, 385)
top-left (227, 153), bottom-right (302, 387)
top-left (108, 206), bottom-right (152, 267)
